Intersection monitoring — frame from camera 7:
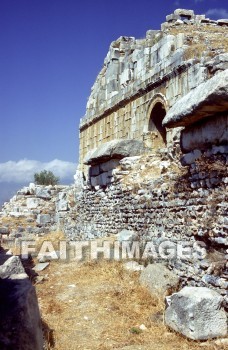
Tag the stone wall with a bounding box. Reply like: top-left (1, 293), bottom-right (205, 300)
top-left (0, 183), bottom-right (74, 239)
top-left (64, 143), bottom-right (227, 304)
top-left (79, 9), bottom-right (228, 172)
top-left (68, 9), bottom-right (228, 303)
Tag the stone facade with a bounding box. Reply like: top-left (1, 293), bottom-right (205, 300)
top-left (79, 9), bottom-right (228, 176)
top-left (64, 145), bottom-right (227, 302)
top-left (63, 9), bottom-right (228, 305)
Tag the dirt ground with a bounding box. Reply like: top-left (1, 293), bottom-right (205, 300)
top-left (1, 230), bottom-right (226, 350)
top-left (34, 258), bottom-right (226, 350)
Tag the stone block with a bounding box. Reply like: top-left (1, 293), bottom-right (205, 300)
top-left (90, 175), bottom-right (100, 187)
top-left (166, 14), bottom-right (179, 22)
top-left (139, 264), bottom-right (179, 297)
top-left (99, 172), bottom-right (111, 186)
top-left (0, 273), bottom-right (43, 349)
top-left (26, 198), bottom-right (40, 209)
top-left (100, 159), bottom-right (120, 172)
top-left (181, 114), bottom-right (228, 152)
top-left (165, 287), bottom-right (227, 340)
top-left (57, 199), bottom-right (68, 211)
top-left (84, 139), bottom-right (145, 165)
top-left (163, 70), bottom-right (228, 128)
top-left (29, 182), bottom-right (36, 194)
top-left (35, 187), bottom-right (51, 200)
top-left (218, 19), bottom-right (228, 26)
top-left (181, 149), bottom-right (202, 165)
top-left (0, 227), bottom-right (10, 235)
top-left (0, 255), bottom-right (25, 279)
top-left (117, 229), bottom-right (138, 242)
top-left (174, 9), bottom-right (194, 18)
top-left (89, 165), bottom-right (100, 176)
top-left (36, 214), bottom-right (51, 225)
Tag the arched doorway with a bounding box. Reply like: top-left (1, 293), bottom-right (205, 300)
top-left (148, 101), bottom-right (167, 148)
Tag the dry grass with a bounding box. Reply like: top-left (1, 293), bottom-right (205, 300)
top-left (35, 231), bottom-right (66, 251)
top-left (1, 225), bottom-right (226, 349)
top-left (168, 24), bottom-right (228, 60)
top-left (34, 258), bottom-right (226, 350)
top-left (0, 215), bottom-right (37, 230)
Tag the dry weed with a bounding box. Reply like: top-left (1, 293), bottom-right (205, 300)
top-left (35, 259), bottom-right (220, 350)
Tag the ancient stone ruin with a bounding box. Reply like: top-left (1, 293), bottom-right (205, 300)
top-left (0, 8), bottom-right (227, 347)
top-left (70, 8), bottom-right (228, 337)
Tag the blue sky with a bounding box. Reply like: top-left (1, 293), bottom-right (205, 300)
top-left (0, 0), bottom-right (227, 197)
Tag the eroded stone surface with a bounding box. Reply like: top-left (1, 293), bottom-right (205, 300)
top-left (84, 139), bottom-right (145, 165)
top-left (139, 264), bottom-right (180, 296)
top-left (165, 287), bottom-right (227, 340)
top-left (0, 255), bottom-right (43, 349)
top-left (163, 70), bottom-right (228, 127)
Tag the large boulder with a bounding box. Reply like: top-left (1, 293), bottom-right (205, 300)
top-left (139, 263), bottom-right (179, 296)
top-left (163, 69), bottom-right (228, 127)
top-left (165, 287), bottom-right (227, 340)
top-left (0, 255), bottom-right (43, 349)
top-left (84, 139), bottom-right (145, 165)
top-left (0, 274), bottom-right (43, 350)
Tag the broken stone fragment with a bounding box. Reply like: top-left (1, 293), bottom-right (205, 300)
top-left (0, 274), bottom-right (43, 349)
top-left (0, 255), bottom-right (25, 279)
top-left (165, 286), bottom-right (227, 340)
top-left (139, 263), bottom-right (179, 297)
top-left (84, 139), bottom-right (146, 165)
top-left (117, 229), bottom-right (138, 242)
top-left (0, 255), bottom-right (43, 349)
top-left (163, 69), bottom-right (228, 128)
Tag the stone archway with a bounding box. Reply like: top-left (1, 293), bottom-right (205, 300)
top-left (148, 101), bottom-right (167, 147)
top-left (143, 95), bottom-right (167, 150)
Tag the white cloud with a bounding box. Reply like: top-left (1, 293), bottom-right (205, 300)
top-left (206, 8), bottom-right (228, 19)
top-left (0, 159), bottom-right (76, 183)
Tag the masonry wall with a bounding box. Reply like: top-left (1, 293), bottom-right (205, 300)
top-left (64, 142), bottom-right (227, 302)
top-left (79, 14), bottom-right (228, 169)
top-left (79, 56), bottom-right (207, 169)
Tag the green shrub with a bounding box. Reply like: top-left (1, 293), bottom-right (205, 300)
top-left (34, 170), bottom-right (59, 186)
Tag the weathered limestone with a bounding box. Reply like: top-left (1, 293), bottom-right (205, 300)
top-left (163, 69), bottom-right (228, 128)
top-left (0, 255), bottom-right (25, 278)
top-left (165, 287), bottom-right (227, 340)
top-left (206, 53), bottom-right (228, 74)
top-left (117, 229), bottom-right (138, 242)
top-left (180, 113), bottom-right (228, 152)
top-left (26, 197), bottom-right (40, 209)
top-left (64, 144), bottom-right (228, 304)
top-left (139, 264), bottom-right (180, 296)
top-left (0, 254), bottom-right (43, 349)
top-left (36, 214), bottom-right (51, 225)
top-left (79, 9), bottom-right (228, 172)
top-left (35, 187), bottom-right (51, 200)
top-left (0, 183), bottom-right (74, 236)
top-left (1, 9), bottom-right (228, 344)
top-left (84, 139), bottom-right (146, 165)
top-left (84, 139), bottom-right (146, 187)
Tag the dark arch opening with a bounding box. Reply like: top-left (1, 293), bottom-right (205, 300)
top-left (148, 102), bottom-right (167, 145)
